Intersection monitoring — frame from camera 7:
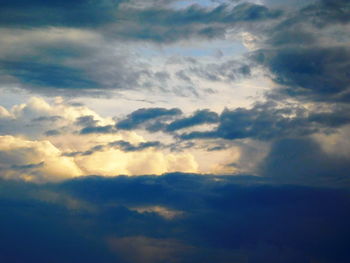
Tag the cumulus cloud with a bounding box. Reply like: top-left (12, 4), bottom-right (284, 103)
top-left (0, 97), bottom-right (202, 181)
top-left (0, 135), bottom-right (82, 182)
top-left (0, 96), bottom-right (113, 138)
top-left (75, 148), bottom-right (198, 176)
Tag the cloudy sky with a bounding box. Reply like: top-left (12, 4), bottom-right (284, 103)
top-left (0, 0), bottom-right (350, 262)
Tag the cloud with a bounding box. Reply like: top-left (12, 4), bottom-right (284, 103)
top-left (187, 59), bottom-right (252, 82)
top-left (0, 27), bottom-right (162, 96)
top-left (0, 97), bottom-right (201, 180)
top-left (248, 0), bottom-right (350, 103)
top-left (177, 102), bottom-right (350, 142)
top-left (0, 135), bottom-right (82, 182)
top-left (253, 46), bottom-right (350, 102)
top-left (130, 205), bottom-right (184, 220)
top-left (116, 107), bottom-right (182, 130)
top-left (119, 3), bottom-right (279, 40)
top-left (1, 174), bottom-right (350, 262)
top-left (299, 0), bottom-right (350, 27)
top-left (0, 0), bottom-right (121, 28)
top-left (80, 125), bottom-right (115, 134)
top-left (0, 0), bottom-right (281, 33)
top-left (64, 140), bottom-right (163, 156)
top-left (75, 115), bottom-right (98, 127)
top-left (0, 1), bottom-right (282, 96)
top-left (74, 148), bottom-right (198, 177)
top-left (4, 97), bottom-right (348, 183)
top-left (0, 60), bottom-right (99, 91)
top-left (166, 109), bottom-right (219, 132)
top-left (0, 96), bottom-right (113, 138)
top-left (178, 102), bottom-right (312, 140)
top-left (260, 137), bottom-right (350, 186)
top-left (109, 140), bottom-right (163, 152)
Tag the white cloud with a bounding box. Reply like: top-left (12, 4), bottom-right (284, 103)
top-left (0, 97), bottom-right (200, 181)
top-left (0, 135), bottom-right (82, 182)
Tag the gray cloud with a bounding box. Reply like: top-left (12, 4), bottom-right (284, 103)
top-left (253, 46), bottom-right (350, 102)
top-left (298, 0), bottom-right (350, 27)
top-left (104, 2), bottom-right (282, 42)
top-left (116, 108), bottom-right (182, 130)
top-left (187, 59), bottom-right (252, 82)
top-left (10, 161), bottom-right (45, 171)
top-left (260, 137), bottom-right (350, 186)
top-left (0, 0), bottom-right (122, 28)
top-left (178, 102), bottom-right (350, 141)
top-left (166, 109), bottom-right (219, 132)
top-left (0, 0), bottom-right (282, 96)
top-left (0, 60), bottom-right (99, 92)
top-left (1, 174), bottom-right (350, 262)
top-left (80, 125), bottom-right (115, 135)
top-left (109, 140), bottom-right (163, 152)
top-left (75, 115), bottom-right (98, 127)
top-left (250, 0), bottom-right (350, 103)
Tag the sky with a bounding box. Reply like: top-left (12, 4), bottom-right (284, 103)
top-left (0, 0), bottom-right (350, 262)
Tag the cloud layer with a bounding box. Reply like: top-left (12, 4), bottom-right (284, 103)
top-left (0, 174), bottom-right (350, 263)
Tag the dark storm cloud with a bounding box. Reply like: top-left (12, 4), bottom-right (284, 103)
top-left (1, 174), bottom-right (350, 262)
top-left (166, 109), bottom-right (219, 132)
top-left (260, 137), bottom-right (350, 186)
top-left (116, 107), bottom-right (182, 130)
top-left (253, 46), bottom-right (350, 102)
